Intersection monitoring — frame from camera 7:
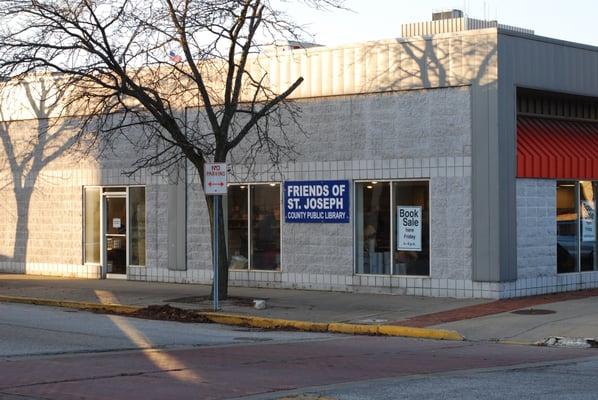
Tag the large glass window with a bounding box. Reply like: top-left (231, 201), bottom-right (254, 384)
top-left (227, 185), bottom-right (249, 269)
top-left (393, 181), bottom-right (430, 276)
top-left (129, 187), bottom-right (146, 266)
top-left (251, 185), bottom-right (281, 270)
top-left (579, 181), bottom-right (598, 271)
top-left (84, 187), bottom-right (101, 264)
top-left (227, 183), bottom-right (281, 271)
top-left (558, 180), bottom-right (598, 273)
top-left (355, 180), bottom-right (430, 276)
top-left (557, 181), bottom-right (579, 273)
top-left (355, 182), bottom-right (390, 274)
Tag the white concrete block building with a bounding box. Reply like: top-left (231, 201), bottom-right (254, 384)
top-left (2, 11), bottom-right (598, 298)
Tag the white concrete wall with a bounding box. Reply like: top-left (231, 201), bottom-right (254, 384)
top-left (157, 86), bottom-right (475, 296)
top-left (0, 86), bottom-right (479, 296)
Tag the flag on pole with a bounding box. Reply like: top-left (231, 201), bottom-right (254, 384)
top-left (169, 50), bottom-right (183, 63)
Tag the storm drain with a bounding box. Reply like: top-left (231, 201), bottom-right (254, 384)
top-left (354, 318), bottom-right (389, 324)
top-left (511, 308), bottom-right (556, 315)
top-left (233, 337), bottom-right (273, 342)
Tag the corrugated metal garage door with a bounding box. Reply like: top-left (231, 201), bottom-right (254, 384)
top-left (517, 116), bottom-right (598, 179)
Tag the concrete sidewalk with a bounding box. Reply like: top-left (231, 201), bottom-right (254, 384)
top-left (1, 274), bottom-right (597, 343)
top-left (433, 295), bottom-right (598, 343)
top-left (0, 274), bottom-right (486, 324)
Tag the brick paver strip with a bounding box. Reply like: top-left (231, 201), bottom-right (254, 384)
top-left (394, 288), bottom-right (598, 327)
top-left (0, 337), bottom-right (590, 400)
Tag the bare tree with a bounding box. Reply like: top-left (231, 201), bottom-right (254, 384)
top-left (0, 0), bottom-right (343, 298)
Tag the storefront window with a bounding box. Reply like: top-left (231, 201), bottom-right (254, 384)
top-left (251, 185), bottom-right (281, 270)
top-left (355, 182), bottom-right (390, 274)
top-left (84, 187), bottom-right (101, 264)
top-left (227, 185), bottom-right (249, 269)
top-left (557, 181), bottom-right (579, 273)
top-left (129, 187), bottom-right (146, 266)
top-left (355, 180), bottom-right (429, 276)
top-left (393, 181), bottom-right (430, 276)
top-left (227, 183), bottom-right (281, 271)
top-left (579, 181), bottom-right (597, 272)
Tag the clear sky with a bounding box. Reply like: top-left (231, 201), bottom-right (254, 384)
top-left (284, 0), bottom-right (598, 47)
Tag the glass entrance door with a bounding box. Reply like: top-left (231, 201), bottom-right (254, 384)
top-left (105, 195), bottom-right (127, 276)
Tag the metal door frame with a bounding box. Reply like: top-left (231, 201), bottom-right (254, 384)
top-left (102, 190), bottom-right (128, 279)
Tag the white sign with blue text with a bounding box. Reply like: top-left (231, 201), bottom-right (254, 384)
top-left (397, 206), bottom-right (422, 251)
top-left (284, 180), bottom-right (350, 223)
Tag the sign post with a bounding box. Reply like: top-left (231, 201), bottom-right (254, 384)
top-left (204, 163), bottom-right (227, 311)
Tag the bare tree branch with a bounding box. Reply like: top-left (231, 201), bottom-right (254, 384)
top-left (0, 0), bottom-right (346, 298)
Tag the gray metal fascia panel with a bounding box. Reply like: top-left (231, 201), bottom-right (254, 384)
top-left (471, 32), bottom-right (506, 282)
top-left (496, 36), bottom-right (517, 281)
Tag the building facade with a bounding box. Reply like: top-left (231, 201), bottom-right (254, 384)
top-left (2, 13), bottom-right (598, 298)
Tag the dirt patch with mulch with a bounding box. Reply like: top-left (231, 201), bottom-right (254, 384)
top-left (127, 304), bottom-right (211, 323)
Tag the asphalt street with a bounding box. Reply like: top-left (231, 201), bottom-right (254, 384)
top-left (252, 358), bottom-right (598, 400)
top-left (1, 302), bottom-right (597, 399)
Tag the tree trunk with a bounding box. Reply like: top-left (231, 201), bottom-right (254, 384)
top-left (207, 194), bottom-right (229, 300)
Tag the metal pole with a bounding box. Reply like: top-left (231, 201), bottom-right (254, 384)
top-left (213, 195), bottom-right (220, 311)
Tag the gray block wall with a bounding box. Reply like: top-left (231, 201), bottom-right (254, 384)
top-left (516, 179), bottom-right (556, 278)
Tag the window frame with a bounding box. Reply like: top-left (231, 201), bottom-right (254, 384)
top-left (82, 186), bottom-right (102, 266)
top-left (353, 179), bottom-right (431, 277)
top-left (226, 182), bottom-right (282, 272)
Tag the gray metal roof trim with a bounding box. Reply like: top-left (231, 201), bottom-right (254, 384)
top-left (497, 28), bottom-right (598, 53)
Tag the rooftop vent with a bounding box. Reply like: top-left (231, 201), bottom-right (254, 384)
top-left (432, 9), bottom-right (463, 21)
top-left (402, 9), bottom-right (534, 37)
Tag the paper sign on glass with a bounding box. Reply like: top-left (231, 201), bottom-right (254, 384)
top-left (581, 200), bottom-right (595, 242)
top-left (112, 218), bottom-right (121, 229)
top-left (397, 206), bottom-right (422, 251)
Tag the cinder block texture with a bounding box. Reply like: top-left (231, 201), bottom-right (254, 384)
top-left (516, 179), bottom-right (557, 278)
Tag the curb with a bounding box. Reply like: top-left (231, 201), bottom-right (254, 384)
top-left (0, 295), bottom-right (464, 341)
top-left (0, 295), bottom-right (140, 314)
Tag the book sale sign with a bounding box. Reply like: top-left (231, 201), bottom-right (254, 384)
top-left (396, 206), bottom-right (422, 251)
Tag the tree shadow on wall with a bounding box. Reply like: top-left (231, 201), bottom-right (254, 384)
top-left (0, 79), bottom-right (80, 264)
